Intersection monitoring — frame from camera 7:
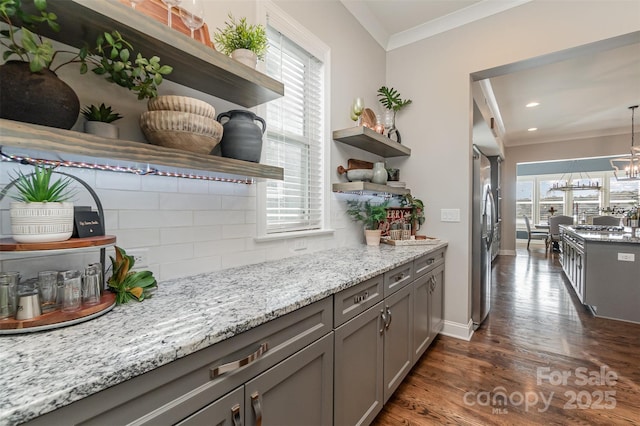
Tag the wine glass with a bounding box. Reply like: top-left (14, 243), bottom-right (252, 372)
top-left (160, 0), bottom-right (182, 28)
top-left (179, 0), bottom-right (205, 39)
top-left (128, 0), bottom-right (145, 10)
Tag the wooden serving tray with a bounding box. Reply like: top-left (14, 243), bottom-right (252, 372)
top-left (0, 235), bottom-right (116, 252)
top-left (0, 292), bottom-right (116, 334)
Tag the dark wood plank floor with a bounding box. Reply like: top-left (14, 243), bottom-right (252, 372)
top-left (373, 245), bottom-right (640, 425)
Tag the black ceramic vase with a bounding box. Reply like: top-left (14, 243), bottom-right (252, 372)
top-left (0, 61), bottom-right (80, 130)
top-left (216, 110), bottom-right (266, 163)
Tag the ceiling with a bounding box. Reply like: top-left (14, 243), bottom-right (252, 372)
top-left (341, 1), bottom-right (640, 156)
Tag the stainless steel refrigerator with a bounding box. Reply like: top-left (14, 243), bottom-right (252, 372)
top-left (472, 146), bottom-right (495, 329)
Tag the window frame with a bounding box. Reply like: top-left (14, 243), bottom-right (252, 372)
top-left (255, 1), bottom-right (333, 241)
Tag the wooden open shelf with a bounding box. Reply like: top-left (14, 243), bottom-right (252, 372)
top-left (24, 0), bottom-right (284, 108)
top-left (0, 292), bottom-right (116, 334)
top-left (0, 119), bottom-right (284, 181)
top-left (0, 235), bottom-right (117, 252)
top-left (332, 182), bottom-right (410, 196)
top-left (333, 127), bottom-right (411, 158)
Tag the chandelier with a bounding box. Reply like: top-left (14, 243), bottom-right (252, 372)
top-left (610, 105), bottom-right (640, 181)
top-left (549, 160), bottom-right (602, 192)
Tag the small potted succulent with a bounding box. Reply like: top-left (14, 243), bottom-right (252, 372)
top-left (5, 165), bottom-right (75, 243)
top-left (81, 103), bottom-right (123, 138)
top-left (213, 13), bottom-right (268, 69)
top-left (346, 200), bottom-right (389, 246)
top-left (108, 246), bottom-right (157, 304)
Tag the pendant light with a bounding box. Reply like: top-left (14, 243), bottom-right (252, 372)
top-left (610, 105), bottom-right (640, 181)
top-left (549, 160), bottom-right (602, 192)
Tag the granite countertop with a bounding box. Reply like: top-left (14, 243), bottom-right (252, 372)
top-left (562, 225), bottom-right (640, 244)
top-left (0, 243), bottom-right (447, 425)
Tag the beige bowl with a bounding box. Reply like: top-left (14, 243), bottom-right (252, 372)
top-left (140, 110), bottom-right (220, 136)
top-left (147, 96), bottom-right (216, 118)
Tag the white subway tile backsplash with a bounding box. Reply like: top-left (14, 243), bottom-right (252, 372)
top-left (222, 224), bottom-right (257, 239)
top-left (113, 229), bottom-right (161, 248)
top-left (98, 190), bottom-right (160, 210)
top-left (221, 195), bottom-right (256, 211)
top-left (159, 193), bottom-right (221, 210)
top-left (96, 171), bottom-right (142, 190)
top-left (118, 210), bottom-right (193, 229)
top-left (142, 175), bottom-right (178, 193)
top-left (159, 256), bottom-right (222, 281)
top-left (194, 238), bottom-right (245, 257)
top-left (178, 177), bottom-right (211, 194)
top-left (151, 243), bottom-right (195, 265)
top-left (245, 210), bottom-right (256, 224)
top-left (193, 210), bottom-right (246, 226)
top-left (161, 226), bottom-right (221, 245)
top-left (221, 249), bottom-right (266, 269)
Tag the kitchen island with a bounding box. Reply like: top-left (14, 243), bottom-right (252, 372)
top-left (0, 243), bottom-right (446, 426)
top-left (560, 225), bottom-right (640, 324)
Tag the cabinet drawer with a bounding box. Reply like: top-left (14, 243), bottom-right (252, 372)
top-left (384, 262), bottom-right (413, 296)
top-left (26, 297), bottom-right (333, 426)
top-left (414, 248), bottom-right (445, 278)
top-left (334, 275), bottom-right (384, 327)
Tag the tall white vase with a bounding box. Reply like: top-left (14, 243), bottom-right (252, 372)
top-left (372, 162), bottom-right (388, 185)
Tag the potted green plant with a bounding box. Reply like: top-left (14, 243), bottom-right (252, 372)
top-left (108, 246), bottom-right (157, 304)
top-left (0, 0), bottom-right (173, 129)
top-left (5, 165), bottom-right (75, 243)
top-left (346, 199), bottom-right (389, 246)
top-left (213, 13), bottom-right (268, 69)
top-left (81, 103), bottom-right (123, 139)
top-left (401, 194), bottom-right (425, 235)
top-left (377, 86), bottom-right (412, 143)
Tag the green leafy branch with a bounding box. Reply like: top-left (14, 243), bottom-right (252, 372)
top-left (108, 246), bottom-right (157, 304)
top-left (377, 86), bottom-right (412, 112)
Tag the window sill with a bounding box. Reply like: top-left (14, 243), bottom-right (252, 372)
top-left (254, 229), bottom-right (335, 242)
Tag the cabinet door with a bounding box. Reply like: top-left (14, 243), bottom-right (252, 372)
top-left (429, 265), bottom-right (445, 337)
top-left (383, 283), bottom-right (413, 402)
top-left (334, 301), bottom-right (384, 426)
top-left (176, 387), bottom-right (243, 426)
top-left (244, 333), bottom-right (333, 426)
top-left (412, 273), bottom-right (431, 363)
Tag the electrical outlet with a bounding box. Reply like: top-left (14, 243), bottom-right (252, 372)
top-left (293, 238), bottom-right (307, 251)
top-left (618, 253), bottom-right (635, 262)
top-left (128, 248), bottom-right (149, 268)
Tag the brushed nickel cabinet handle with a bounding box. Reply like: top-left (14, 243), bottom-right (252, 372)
top-left (231, 403), bottom-right (242, 426)
top-left (385, 306), bottom-right (392, 329)
top-left (251, 392), bottom-right (263, 426)
top-left (353, 291), bottom-right (369, 304)
top-left (427, 258), bottom-right (435, 265)
top-left (380, 309), bottom-right (387, 334)
top-left (395, 273), bottom-right (406, 282)
top-left (210, 342), bottom-right (269, 378)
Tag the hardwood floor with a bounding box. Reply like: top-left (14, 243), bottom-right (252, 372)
top-left (372, 244), bottom-right (640, 425)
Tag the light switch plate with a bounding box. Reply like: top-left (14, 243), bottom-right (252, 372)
top-left (441, 209), bottom-right (461, 222)
top-left (617, 253), bottom-right (635, 262)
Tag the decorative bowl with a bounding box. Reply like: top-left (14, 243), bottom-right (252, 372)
top-left (140, 111), bottom-right (221, 136)
top-left (147, 96), bottom-right (216, 118)
top-left (346, 169), bottom-right (374, 182)
top-left (141, 129), bottom-right (223, 155)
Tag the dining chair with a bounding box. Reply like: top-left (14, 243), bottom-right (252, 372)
top-left (523, 215), bottom-right (549, 250)
top-left (548, 215), bottom-right (573, 250)
top-left (592, 215), bottom-right (621, 226)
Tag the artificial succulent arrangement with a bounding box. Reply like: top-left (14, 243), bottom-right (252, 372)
top-left (108, 246), bottom-right (157, 304)
top-left (213, 13), bottom-right (268, 60)
top-left (0, 0), bottom-right (173, 99)
top-left (8, 165), bottom-right (74, 203)
top-left (81, 103), bottom-right (123, 123)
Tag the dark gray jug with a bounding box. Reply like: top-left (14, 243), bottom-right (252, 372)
top-left (217, 110), bottom-right (266, 163)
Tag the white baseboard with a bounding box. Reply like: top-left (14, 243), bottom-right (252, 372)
top-left (499, 249), bottom-right (516, 256)
top-left (440, 319), bottom-right (474, 341)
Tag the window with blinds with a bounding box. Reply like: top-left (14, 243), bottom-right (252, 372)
top-left (263, 25), bottom-right (324, 234)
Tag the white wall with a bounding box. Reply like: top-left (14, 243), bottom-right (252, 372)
top-left (0, 1), bottom-right (386, 281)
top-left (386, 0), bottom-right (640, 338)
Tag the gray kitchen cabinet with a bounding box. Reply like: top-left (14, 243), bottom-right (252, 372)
top-left (429, 264), bottom-right (445, 338)
top-left (176, 387), bottom-right (244, 426)
top-left (382, 283), bottom-right (414, 402)
top-left (244, 333), bottom-right (334, 426)
top-left (413, 251), bottom-right (446, 362)
top-left (334, 301), bottom-right (385, 426)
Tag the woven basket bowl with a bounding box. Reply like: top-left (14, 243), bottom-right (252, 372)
top-left (147, 96), bottom-right (216, 119)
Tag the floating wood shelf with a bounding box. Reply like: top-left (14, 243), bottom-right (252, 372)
top-left (332, 182), bottom-right (411, 196)
top-left (0, 119), bottom-right (284, 181)
top-left (333, 127), bottom-right (411, 158)
top-left (25, 0), bottom-right (284, 108)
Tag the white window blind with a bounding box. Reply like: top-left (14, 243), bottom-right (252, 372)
top-left (264, 25), bottom-right (324, 233)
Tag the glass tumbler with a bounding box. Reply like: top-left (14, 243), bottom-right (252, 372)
top-left (402, 223), bottom-right (412, 240)
top-left (61, 270), bottom-right (82, 312)
top-left (0, 272), bottom-right (20, 319)
top-left (83, 263), bottom-right (102, 305)
top-left (38, 270), bottom-right (59, 312)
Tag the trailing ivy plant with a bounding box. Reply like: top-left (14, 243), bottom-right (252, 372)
top-left (0, 0), bottom-right (173, 99)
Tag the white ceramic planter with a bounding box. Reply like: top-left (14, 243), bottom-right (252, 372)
top-left (10, 201), bottom-right (74, 243)
top-left (364, 229), bottom-right (382, 246)
top-left (231, 48), bottom-right (258, 69)
top-left (84, 121), bottom-right (119, 139)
